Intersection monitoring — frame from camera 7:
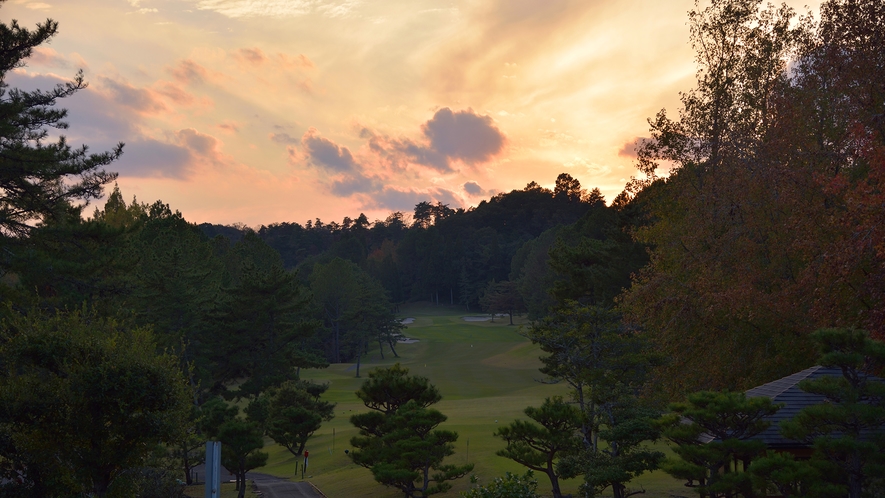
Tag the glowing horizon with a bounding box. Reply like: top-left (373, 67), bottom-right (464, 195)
top-left (5, 0), bottom-right (819, 227)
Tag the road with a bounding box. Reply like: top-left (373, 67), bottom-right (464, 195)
top-left (247, 472), bottom-right (324, 498)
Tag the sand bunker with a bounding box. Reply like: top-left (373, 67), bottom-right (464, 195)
top-left (400, 317), bottom-right (415, 324)
top-left (398, 337), bottom-right (420, 344)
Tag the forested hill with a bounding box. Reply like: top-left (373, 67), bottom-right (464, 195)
top-left (198, 173), bottom-right (642, 310)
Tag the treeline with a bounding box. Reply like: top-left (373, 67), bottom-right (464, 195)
top-left (198, 173), bottom-right (646, 314)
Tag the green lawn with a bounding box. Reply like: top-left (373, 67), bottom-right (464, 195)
top-left (258, 302), bottom-right (689, 498)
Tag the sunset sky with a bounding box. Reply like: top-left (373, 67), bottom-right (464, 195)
top-left (5, 0), bottom-right (819, 227)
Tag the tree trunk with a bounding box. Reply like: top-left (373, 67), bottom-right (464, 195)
top-left (849, 452), bottom-right (862, 498)
top-left (547, 465), bottom-right (563, 498)
top-left (92, 471), bottom-right (111, 497)
top-left (238, 470), bottom-right (247, 498)
top-left (333, 319), bottom-right (340, 363)
top-left (355, 338), bottom-right (365, 378)
top-left (183, 445), bottom-right (193, 485)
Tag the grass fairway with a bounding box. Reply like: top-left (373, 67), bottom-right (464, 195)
top-left (259, 303), bottom-right (687, 497)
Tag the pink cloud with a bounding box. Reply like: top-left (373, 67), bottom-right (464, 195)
top-left (233, 47), bottom-right (267, 66)
top-left (168, 59), bottom-right (209, 85)
top-left (174, 128), bottom-right (220, 156)
top-left (618, 136), bottom-right (652, 158)
top-left (463, 181), bottom-right (490, 197)
top-left (286, 145), bottom-right (301, 164)
top-left (422, 108), bottom-right (506, 164)
top-left (300, 127), bottom-right (359, 173)
top-left (116, 128), bottom-right (232, 180)
top-left (361, 108), bottom-right (507, 173)
top-left (290, 110), bottom-right (506, 211)
top-left (115, 138), bottom-right (193, 179)
top-left (218, 121), bottom-right (240, 133)
top-left (155, 81), bottom-right (195, 106)
top-left (97, 76), bottom-right (168, 115)
top-left (296, 78), bottom-right (314, 94)
top-left (271, 132), bottom-right (299, 144)
top-left (274, 53), bottom-right (315, 70)
top-left (29, 47), bottom-right (69, 68)
top-left (294, 128), bottom-right (458, 211)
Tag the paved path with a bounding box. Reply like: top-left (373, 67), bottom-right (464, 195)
top-left (247, 472), bottom-right (323, 498)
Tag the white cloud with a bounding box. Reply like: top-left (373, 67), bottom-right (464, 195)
top-left (195, 0), bottom-right (318, 18)
top-left (195, 0), bottom-right (361, 19)
top-left (317, 0), bottom-right (359, 18)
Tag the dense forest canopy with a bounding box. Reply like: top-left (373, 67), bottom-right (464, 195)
top-left (198, 173), bottom-right (627, 310)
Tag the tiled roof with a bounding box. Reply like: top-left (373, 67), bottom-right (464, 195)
top-left (744, 365), bottom-right (845, 448)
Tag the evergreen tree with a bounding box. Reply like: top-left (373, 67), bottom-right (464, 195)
top-left (310, 257), bottom-right (363, 363)
top-left (778, 328), bottom-right (885, 498)
top-left (216, 231), bottom-right (319, 398)
top-left (350, 365), bottom-right (472, 497)
top-left (131, 201), bottom-right (222, 400)
top-left (525, 302), bottom-right (663, 497)
top-left (0, 5), bottom-right (120, 240)
top-left (247, 380), bottom-right (335, 458)
top-left (659, 391), bottom-right (781, 497)
top-left (218, 418), bottom-right (268, 498)
top-left (495, 397), bottom-right (582, 498)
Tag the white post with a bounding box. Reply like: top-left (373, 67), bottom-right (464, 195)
top-left (205, 441), bottom-right (221, 498)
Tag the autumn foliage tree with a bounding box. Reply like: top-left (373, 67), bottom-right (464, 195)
top-left (619, 0), bottom-right (885, 396)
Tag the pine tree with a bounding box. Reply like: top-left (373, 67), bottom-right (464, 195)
top-left (350, 365), bottom-right (472, 497)
top-left (0, 4), bottom-right (121, 239)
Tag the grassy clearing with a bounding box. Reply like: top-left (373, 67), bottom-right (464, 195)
top-left (258, 302), bottom-right (687, 497)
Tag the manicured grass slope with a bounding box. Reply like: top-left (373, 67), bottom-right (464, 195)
top-left (260, 303), bottom-right (686, 497)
